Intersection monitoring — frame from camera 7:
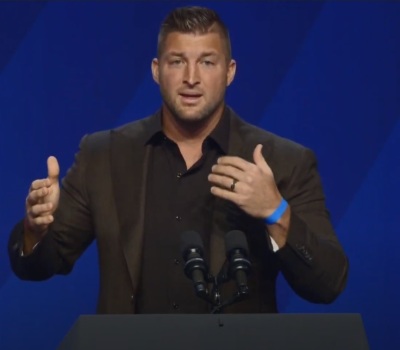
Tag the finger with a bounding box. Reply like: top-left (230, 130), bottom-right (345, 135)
top-left (208, 173), bottom-right (239, 191)
top-left (210, 185), bottom-right (241, 203)
top-left (210, 164), bottom-right (247, 182)
top-left (30, 215), bottom-right (54, 227)
top-left (217, 155), bottom-right (255, 172)
top-left (30, 178), bottom-right (51, 191)
top-left (29, 202), bottom-right (54, 217)
top-left (27, 187), bottom-right (51, 205)
top-left (47, 156), bottom-right (60, 182)
top-left (253, 144), bottom-right (270, 173)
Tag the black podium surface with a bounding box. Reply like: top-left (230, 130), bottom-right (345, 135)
top-left (58, 313), bottom-right (369, 350)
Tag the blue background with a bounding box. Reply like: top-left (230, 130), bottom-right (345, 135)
top-left (0, 1), bottom-right (399, 349)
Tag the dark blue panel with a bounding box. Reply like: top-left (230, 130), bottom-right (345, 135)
top-left (0, 2), bottom-right (46, 72)
top-left (258, 2), bottom-right (400, 225)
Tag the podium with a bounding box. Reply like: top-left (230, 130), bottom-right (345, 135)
top-left (58, 313), bottom-right (369, 350)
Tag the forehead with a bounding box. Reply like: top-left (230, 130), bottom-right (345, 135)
top-left (161, 31), bottom-right (226, 57)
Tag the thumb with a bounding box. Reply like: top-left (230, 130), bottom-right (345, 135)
top-left (253, 144), bottom-right (270, 172)
top-left (47, 156), bottom-right (60, 182)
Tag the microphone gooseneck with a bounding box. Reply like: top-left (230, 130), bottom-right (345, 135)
top-left (180, 229), bottom-right (252, 313)
top-left (210, 230), bottom-right (252, 314)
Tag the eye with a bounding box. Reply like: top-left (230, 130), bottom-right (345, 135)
top-left (170, 59), bottom-right (183, 65)
top-left (202, 60), bottom-right (214, 66)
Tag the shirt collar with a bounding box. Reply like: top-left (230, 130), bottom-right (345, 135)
top-left (144, 109), bottom-right (164, 145)
top-left (206, 105), bottom-right (230, 155)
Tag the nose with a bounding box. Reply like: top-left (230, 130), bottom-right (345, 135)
top-left (183, 62), bottom-right (200, 86)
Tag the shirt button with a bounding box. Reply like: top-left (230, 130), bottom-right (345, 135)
top-left (177, 172), bottom-right (182, 178)
top-left (175, 215), bottom-right (182, 222)
top-left (174, 258), bottom-right (180, 265)
top-left (172, 302), bottom-right (179, 310)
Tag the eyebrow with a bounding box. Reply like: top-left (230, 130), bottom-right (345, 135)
top-left (166, 51), bottom-right (218, 58)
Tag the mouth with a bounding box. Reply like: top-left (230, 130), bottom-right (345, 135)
top-left (179, 93), bottom-right (202, 104)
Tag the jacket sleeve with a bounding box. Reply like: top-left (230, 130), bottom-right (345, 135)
top-left (8, 135), bottom-right (95, 281)
top-left (275, 147), bottom-right (349, 303)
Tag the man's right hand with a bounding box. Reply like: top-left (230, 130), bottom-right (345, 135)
top-left (23, 156), bottom-right (60, 255)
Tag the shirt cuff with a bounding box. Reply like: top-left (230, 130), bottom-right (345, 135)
top-left (270, 236), bottom-right (279, 252)
top-left (20, 241), bottom-right (40, 257)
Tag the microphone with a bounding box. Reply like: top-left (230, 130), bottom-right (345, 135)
top-left (210, 230), bottom-right (252, 313)
top-left (180, 230), bottom-right (210, 300)
top-left (225, 230), bottom-right (252, 297)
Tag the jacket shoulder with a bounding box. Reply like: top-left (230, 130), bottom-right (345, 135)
top-left (230, 110), bottom-right (311, 161)
top-left (79, 115), bottom-right (154, 152)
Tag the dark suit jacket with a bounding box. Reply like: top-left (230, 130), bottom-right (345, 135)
top-left (9, 107), bottom-right (348, 313)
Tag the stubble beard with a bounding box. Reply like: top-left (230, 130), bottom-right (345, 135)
top-left (161, 90), bottom-right (225, 130)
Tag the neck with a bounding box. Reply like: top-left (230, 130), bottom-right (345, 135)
top-left (162, 105), bottom-right (224, 146)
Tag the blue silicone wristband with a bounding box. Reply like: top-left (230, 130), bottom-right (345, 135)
top-left (264, 198), bottom-right (288, 225)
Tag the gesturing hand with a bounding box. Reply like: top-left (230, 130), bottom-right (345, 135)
top-left (25, 156), bottom-right (60, 237)
top-left (208, 144), bottom-right (282, 219)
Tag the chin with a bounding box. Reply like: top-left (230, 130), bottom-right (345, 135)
top-left (165, 100), bottom-right (222, 126)
top-left (174, 107), bottom-right (208, 122)
top-left (176, 114), bottom-right (209, 125)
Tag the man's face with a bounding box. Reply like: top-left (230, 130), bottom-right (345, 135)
top-left (152, 31), bottom-right (236, 126)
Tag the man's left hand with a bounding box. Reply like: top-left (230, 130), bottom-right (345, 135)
top-left (208, 144), bottom-right (283, 219)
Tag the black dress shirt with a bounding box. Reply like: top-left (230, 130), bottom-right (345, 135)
top-left (136, 110), bottom-right (230, 313)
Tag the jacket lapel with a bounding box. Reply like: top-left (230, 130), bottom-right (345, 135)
top-left (110, 128), bottom-right (151, 294)
top-left (208, 109), bottom-right (272, 277)
top-left (209, 110), bottom-right (248, 277)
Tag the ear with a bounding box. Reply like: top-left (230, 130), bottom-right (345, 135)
top-left (151, 58), bottom-right (160, 84)
top-left (226, 59), bottom-right (236, 86)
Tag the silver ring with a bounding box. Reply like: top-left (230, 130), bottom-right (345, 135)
top-left (230, 179), bottom-right (238, 192)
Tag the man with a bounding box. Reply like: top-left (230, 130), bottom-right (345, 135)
top-left (8, 6), bottom-right (348, 314)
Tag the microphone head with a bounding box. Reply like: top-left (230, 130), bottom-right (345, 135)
top-left (180, 230), bottom-right (204, 260)
top-left (225, 230), bottom-right (249, 257)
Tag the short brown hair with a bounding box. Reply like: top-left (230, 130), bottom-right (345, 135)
top-left (157, 6), bottom-right (232, 60)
